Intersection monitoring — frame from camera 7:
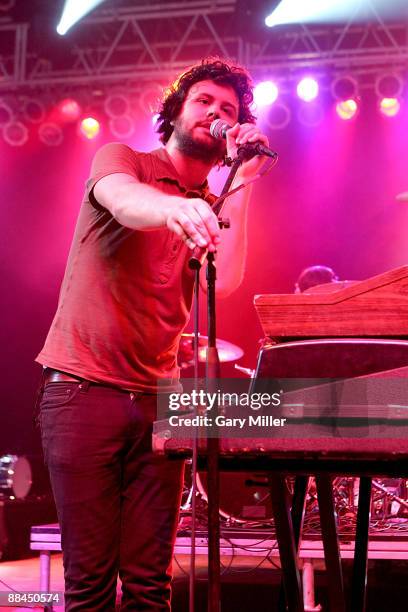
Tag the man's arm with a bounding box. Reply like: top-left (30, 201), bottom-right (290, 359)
top-left (94, 172), bottom-right (244, 297)
top-left (93, 172), bottom-right (220, 251)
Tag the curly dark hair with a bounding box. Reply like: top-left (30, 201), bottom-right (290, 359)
top-left (156, 57), bottom-right (256, 144)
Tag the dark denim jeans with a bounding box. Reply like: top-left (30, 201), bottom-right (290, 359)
top-left (39, 381), bottom-right (184, 611)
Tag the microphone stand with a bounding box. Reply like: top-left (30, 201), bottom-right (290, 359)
top-left (189, 148), bottom-right (249, 612)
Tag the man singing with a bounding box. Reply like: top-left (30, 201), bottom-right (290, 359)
top-left (36, 57), bottom-right (269, 610)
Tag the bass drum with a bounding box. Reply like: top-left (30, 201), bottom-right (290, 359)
top-left (196, 471), bottom-right (274, 524)
top-left (0, 455), bottom-right (32, 499)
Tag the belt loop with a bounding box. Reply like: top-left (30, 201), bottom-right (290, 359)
top-left (80, 380), bottom-right (90, 392)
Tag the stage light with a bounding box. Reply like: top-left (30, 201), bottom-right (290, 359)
top-left (0, 99), bottom-right (14, 126)
top-left (38, 123), bottom-right (64, 146)
top-left (264, 0), bottom-right (408, 28)
top-left (331, 75), bottom-right (358, 101)
top-left (57, 0), bottom-right (105, 35)
top-left (375, 73), bottom-right (403, 99)
top-left (139, 86), bottom-right (164, 117)
top-left (265, 0), bottom-right (353, 27)
top-left (58, 98), bottom-right (81, 122)
top-left (104, 93), bottom-right (130, 118)
top-left (297, 103), bottom-right (324, 127)
top-left (2, 120), bottom-right (28, 146)
top-left (336, 99), bottom-right (358, 121)
top-left (297, 77), bottom-right (319, 102)
top-left (109, 116), bottom-right (135, 139)
top-left (254, 81), bottom-right (279, 107)
top-left (264, 102), bottom-right (291, 130)
top-left (79, 117), bottom-right (100, 139)
top-left (22, 99), bottom-right (45, 124)
top-left (379, 97), bottom-right (401, 118)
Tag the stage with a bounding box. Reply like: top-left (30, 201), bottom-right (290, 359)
top-left (2, 531), bottom-right (408, 611)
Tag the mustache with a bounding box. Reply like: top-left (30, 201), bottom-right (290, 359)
top-left (173, 122), bottom-right (225, 162)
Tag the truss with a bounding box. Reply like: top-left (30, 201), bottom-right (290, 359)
top-left (247, 19), bottom-right (408, 77)
top-left (0, 0), bottom-right (408, 96)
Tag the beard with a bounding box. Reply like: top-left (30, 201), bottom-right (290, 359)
top-left (172, 118), bottom-right (225, 163)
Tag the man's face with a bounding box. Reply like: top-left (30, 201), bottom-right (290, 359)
top-left (172, 79), bottom-right (240, 162)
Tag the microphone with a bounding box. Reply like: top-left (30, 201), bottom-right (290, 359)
top-left (210, 119), bottom-right (277, 159)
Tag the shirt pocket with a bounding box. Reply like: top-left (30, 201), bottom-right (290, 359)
top-left (156, 232), bottom-right (185, 284)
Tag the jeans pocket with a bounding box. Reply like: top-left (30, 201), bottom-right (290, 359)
top-left (41, 382), bottom-right (83, 410)
top-left (39, 383), bottom-right (83, 467)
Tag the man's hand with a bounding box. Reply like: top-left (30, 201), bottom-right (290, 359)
top-left (226, 122), bottom-right (269, 180)
top-left (166, 197), bottom-right (220, 252)
top-left (93, 173), bottom-right (219, 250)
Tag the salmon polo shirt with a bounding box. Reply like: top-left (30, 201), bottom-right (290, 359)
top-left (36, 143), bottom-right (216, 392)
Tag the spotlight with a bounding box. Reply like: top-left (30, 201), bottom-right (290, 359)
top-left (297, 103), bottom-right (324, 127)
top-left (297, 77), bottom-right (319, 102)
top-left (375, 73), bottom-right (403, 99)
top-left (264, 0), bottom-right (394, 28)
top-left (254, 81), bottom-right (279, 107)
top-left (38, 123), bottom-right (64, 146)
top-left (0, 99), bottom-right (14, 126)
top-left (265, 0), bottom-right (299, 28)
top-left (57, 0), bottom-right (106, 35)
top-left (58, 98), bottom-right (81, 122)
top-left (22, 99), bottom-right (45, 124)
top-left (139, 85), bottom-right (163, 116)
top-left (331, 75), bottom-right (358, 101)
top-left (109, 116), bottom-right (135, 139)
top-left (264, 102), bottom-right (291, 130)
top-left (79, 116), bottom-right (100, 139)
top-left (2, 121), bottom-right (28, 146)
top-left (104, 93), bottom-right (130, 118)
top-left (336, 99), bottom-right (358, 121)
top-left (379, 97), bottom-right (401, 118)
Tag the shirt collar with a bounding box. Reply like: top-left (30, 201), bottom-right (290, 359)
top-left (151, 147), bottom-right (211, 199)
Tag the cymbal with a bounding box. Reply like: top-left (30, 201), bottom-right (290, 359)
top-left (178, 333), bottom-right (244, 368)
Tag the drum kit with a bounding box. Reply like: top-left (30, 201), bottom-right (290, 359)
top-left (177, 333), bottom-right (243, 369)
top-left (0, 454), bottom-right (32, 500)
top-left (177, 333), bottom-right (408, 526)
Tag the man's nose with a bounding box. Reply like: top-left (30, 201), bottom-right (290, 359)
top-left (207, 106), bottom-right (220, 119)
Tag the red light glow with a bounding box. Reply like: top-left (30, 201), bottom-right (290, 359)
top-left (58, 98), bottom-right (81, 122)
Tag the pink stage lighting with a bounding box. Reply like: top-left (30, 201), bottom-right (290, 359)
top-left (379, 97), bottom-right (400, 118)
top-left (254, 81), bottom-right (279, 107)
top-left (296, 77), bottom-right (319, 102)
top-left (58, 98), bottom-right (81, 122)
top-left (79, 117), bottom-right (100, 139)
top-left (336, 99), bottom-right (358, 121)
